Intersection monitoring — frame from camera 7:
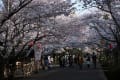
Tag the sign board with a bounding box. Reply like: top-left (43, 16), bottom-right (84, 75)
top-left (34, 43), bottom-right (42, 61)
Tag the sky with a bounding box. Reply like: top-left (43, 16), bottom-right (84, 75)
top-left (0, 0), bottom-right (2, 5)
top-left (0, 0), bottom-right (97, 15)
top-left (0, 0), bottom-right (3, 10)
top-left (69, 0), bottom-right (98, 15)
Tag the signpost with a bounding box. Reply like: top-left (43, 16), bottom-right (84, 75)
top-left (34, 42), bottom-right (42, 72)
top-left (34, 43), bottom-right (42, 61)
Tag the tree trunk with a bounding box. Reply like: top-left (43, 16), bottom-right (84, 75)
top-left (7, 57), bottom-right (16, 80)
top-left (0, 58), bottom-right (5, 80)
top-left (7, 64), bottom-right (15, 80)
top-left (113, 46), bottom-right (120, 65)
top-left (117, 45), bottom-right (120, 64)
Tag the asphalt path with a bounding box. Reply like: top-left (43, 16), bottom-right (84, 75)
top-left (19, 63), bottom-right (107, 80)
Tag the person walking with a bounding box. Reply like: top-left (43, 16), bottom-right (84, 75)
top-left (62, 56), bottom-right (66, 68)
top-left (68, 55), bottom-right (73, 67)
top-left (92, 52), bottom-right (97, 68)
top-left (44, 56), bottom-right (49, 70)
top-left (78, 56), bottom-right (84, 70)
top-left (86, 54), bottom-right (91, 69)
top-left (59, 56), bottom-right (62, 68)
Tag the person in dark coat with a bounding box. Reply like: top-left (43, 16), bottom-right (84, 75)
top-left (86, 54), bottom-right (91, 68)
top-left (68, 55), bottom-right (73, 67)
top-left (92, 52), bottom-right (97, 68)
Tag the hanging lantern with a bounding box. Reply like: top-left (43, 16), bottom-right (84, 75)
top-left (109, 43), bottom-right (113, 49)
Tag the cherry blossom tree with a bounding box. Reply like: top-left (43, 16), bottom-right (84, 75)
top-left (0, 0), bottom-right (74, 79)
top-left (75, 0), bottom-right (120, 64)
top-left (77, 0), bottom-right (120, 48)
top-left (0, 0), bottom-right (33, 79)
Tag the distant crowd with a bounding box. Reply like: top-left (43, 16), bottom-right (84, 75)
top-left (58, 52), bottom-right (97, 69)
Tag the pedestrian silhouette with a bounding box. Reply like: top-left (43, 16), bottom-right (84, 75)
top-left (86, 54), bottom-right (91, 69)
top-left (92, 52), bottom-right (97, 68)
top-left (78, 56), bottom-right (84, 70)
top-left (68, 55), bottom-right (73, 67)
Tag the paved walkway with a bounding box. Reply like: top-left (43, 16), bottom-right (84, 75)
top-left (18, 63), bottom-right (107, 80)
